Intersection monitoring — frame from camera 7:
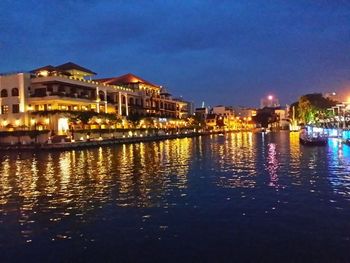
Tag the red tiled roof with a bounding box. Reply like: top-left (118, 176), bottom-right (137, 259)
top-left (95, 73), bottom-right (159, 88)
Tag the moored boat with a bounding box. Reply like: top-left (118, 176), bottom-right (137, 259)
top-left (299, 128), bottom-right (327, 146)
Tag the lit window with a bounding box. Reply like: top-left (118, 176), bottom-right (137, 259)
top-left (1, 105), bottom-right (9, 114)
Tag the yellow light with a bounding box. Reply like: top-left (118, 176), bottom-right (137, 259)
top-left (15, 119), bottom-right (21, 126)
top-left (45, 118), bottom-right (50, 124)
top-left (58, 118), bottom-right (69, 134)
top-left (39, 70), bottom-right (49, 77)
top-left (2, 120), bottom-right (7, 126)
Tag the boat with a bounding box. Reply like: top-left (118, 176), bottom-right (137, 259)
top-left (299, 128), bottom-right (327, 146)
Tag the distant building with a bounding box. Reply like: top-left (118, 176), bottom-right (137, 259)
top-left (274, 107), bottom-right (290, 130)
top-left (173, 97), bottom-right (194, 118)
top-left (212, 105), bottom-right (234, 116)
top-left (260, 95), bottom-right (280, 108)
top-left (195, 107), bottom-right (208, 122)
top-left (232, 106), bottom-right (257, 119)
top-left (205, 113), bottom-right (217, 129)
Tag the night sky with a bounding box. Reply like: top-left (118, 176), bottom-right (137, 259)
top-left (1, 0), bottom-right (349, 107)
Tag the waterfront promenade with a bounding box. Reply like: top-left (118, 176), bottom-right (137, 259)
top-left (0, 128), bottom-right (257, 151)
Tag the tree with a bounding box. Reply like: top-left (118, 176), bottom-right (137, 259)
top-left (293, 93), bottom-right (336, 125)
top-left (298, 96), bottom-right (315, 124)
top-left (254, 108), bottom-right (278, 128)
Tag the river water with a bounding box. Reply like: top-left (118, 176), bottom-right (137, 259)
top-left (0, 132), bottom-right (350, 262)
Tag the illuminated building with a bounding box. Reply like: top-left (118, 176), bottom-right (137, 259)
top-left (212, 105), bottom-right (234, 116)
top-left (195, 107), bottom-right (209, 122)
top-left (204, 105), bottom-right (255, 131)
top-left (96, 74), bottom-right (185, 118)
top-left (232, 106), bottom-right (257, 119)
top-left (0, 62), bottom-right (189, 134)
top-left (173, 97), bottom-right (194, 119)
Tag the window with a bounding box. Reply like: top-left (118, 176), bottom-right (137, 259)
top-left (1, 89), bottom-right (8, 97)
top-left (47, 85), bottom-right (53, 92)
top-left (99, 91), bottom-right (105, 101)
top-left (12, 104), bottom-right (19, 113)
top-left (11, 88), bottom-right (19, 96)
top-left (1, 105), bottom-right (9, 114)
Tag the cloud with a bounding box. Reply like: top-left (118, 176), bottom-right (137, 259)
top-left (0, 0), bottom-right (350, 106)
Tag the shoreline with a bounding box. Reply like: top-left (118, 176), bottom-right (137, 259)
top-left (0, 130), bottom-right (239, 151)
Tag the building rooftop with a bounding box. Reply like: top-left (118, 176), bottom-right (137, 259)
top-left (31, 62), bottom-right (96, 76)
top-left (96, 73), bottom-right (159, 88)
top-left (56, 62), bottom-right (96, 75)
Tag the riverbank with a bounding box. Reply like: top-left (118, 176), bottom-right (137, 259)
top-left (0, 130), bottom-right (233, 151)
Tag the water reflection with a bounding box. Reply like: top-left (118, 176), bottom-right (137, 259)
top-left (1, 132), bottom-right (350, 249)
top-left (266, 142), bottom-right (279, 188)
top-left (214, 132), bottom-right (257, 189)
top-left (0, 138), bottom-right (193, 243)
top-left (327, 139), bottom-right (350, 200)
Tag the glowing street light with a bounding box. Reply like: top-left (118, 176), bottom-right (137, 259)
top-left (268, 95), bottom-right (273, 100)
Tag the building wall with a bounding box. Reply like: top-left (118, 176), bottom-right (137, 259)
top-left (212, 106), bottom-right (233, 116)
top-left (0, 73), bottom-right (31, 129)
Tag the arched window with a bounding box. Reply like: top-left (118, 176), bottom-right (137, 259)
top-left (1, 89), bottom-right (8, 97)
top-left (11, 88), bottom-right (19, 96)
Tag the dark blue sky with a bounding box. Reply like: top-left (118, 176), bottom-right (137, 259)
top-left (1, 0), bottom-right (349, 107)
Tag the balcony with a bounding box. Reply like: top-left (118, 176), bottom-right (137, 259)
top-left (32, 74), bottom-right (133, 92)
top-left (30, 91), bottom-right (97, 101)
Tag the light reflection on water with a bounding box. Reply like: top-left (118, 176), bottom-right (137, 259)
top-left (327, 138), bottom-right (350, 200)
top-left (1, 132), bottom-right (350, 262)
